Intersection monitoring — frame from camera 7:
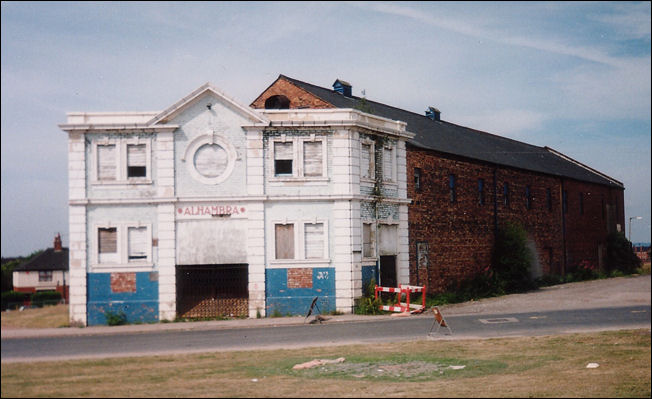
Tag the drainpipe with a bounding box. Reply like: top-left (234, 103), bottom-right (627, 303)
top-left (492, 167), bottom-right (498, 237)
top-left (560, 178), bottom-right (567, 276)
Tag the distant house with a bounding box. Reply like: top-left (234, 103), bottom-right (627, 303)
top-left (12, 234), bottom-right (69, 301)
top-left (633, 244), bottom-right (650, 263)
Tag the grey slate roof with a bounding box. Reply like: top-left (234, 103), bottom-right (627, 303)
top-left (278, 75), bottom-right (623, 188)
top-left (14, 248), bottom-right (69, 272)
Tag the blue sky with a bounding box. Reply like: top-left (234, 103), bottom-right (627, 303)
top-left (1, 1), bottom-right (650, 256)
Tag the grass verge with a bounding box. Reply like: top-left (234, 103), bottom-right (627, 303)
top-left (1, 329), bottom-right (649, 397)
top-left (1, 304), bottom-right (69, 329)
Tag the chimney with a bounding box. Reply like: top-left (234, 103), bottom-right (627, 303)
top-left (54, 233), bottom-right (62, 252)
top-left (333, 79), bottom-right (352, 97)
top-left (425, 106), bottom-right (441, 121)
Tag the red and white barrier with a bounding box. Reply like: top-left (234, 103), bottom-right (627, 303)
top-left (374, 284), bottom-right (427, 314)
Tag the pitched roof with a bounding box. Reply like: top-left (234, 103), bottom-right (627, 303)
top-left (276, 75), bottom-right (623, 188)
top-left (14, 248), bottom-right (69, 272)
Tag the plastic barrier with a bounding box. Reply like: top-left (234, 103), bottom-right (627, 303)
top-left (374, 284), bottom-right (427, 314)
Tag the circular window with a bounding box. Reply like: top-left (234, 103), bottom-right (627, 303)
top-left (194, 144), bottom-right (228, 178)
top-left (184, 134), bottom-right (237, 185)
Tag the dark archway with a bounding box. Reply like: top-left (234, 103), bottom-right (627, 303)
top-left (264, 95), bottom-right (290, 109)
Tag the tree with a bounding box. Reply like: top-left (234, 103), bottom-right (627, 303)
top-left (491, 221), bottom-right (536, 293)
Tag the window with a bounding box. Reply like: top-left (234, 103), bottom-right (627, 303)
top-left (562, 190), bottom-right (568, 214)
top-left (362, 222), bottom-right (375, 258)
top-left (478, 178), bottom-right (485, 205)
top-left (38, 271), bottom-right (53, 282)
top-left (274, 142), bottom-right (293, 176)
top-left (95, 224), bottom-right (152, 267)
top-left (275, 224), bottom-right (295, 259)
top-left (272, 137), bottom-right (326, 179)
top-left (128, 226), bottom-right (148, 261)
top-left (414, 168), bottom-right (422, 192)
top-left (503, 182), bottom-right (510, 208)
top-left (383, 146), bottom-right (394, 182)
top-left (303, 141), bottom-right (323, 177)
top-left (526, 185), bottom-right (532, 210)
top-left (449, 174), bottom-right (456, 203)
top-left (127, 144), bottom-right (147, 178)
top-left (97, 144), bottom-right (117, 181)
top-left (304, 223), bottom-right (324, 259)
top-left (546, 188), bottom-right (552, 211)
top-left (93, 138), bottom-right (151, 184)
top-left (98, 227), bottom-right (118, 264)
top-left (274, 221), bottom-right (328, 261)
top-left (360, 142), bottom-right (374, 180)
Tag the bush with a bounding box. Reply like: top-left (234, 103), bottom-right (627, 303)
top-left (31, 291), bottom-right (62, 307)
top-left (1, 291), bottom-right (30, 311)
top-left (606, 232), bottom-right (641, 274)
top-left (354, 277), bottom-right (385, 315)
top-left (104, 310), bottom-right (128, 326)
top-left (491, 221), bottom-right (537, 294)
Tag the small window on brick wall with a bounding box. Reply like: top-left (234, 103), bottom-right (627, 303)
top-left (525, 185), bottom-right (532, 210)
top-left (503, 182), bottom-right (510, 208)
top-left (478, 178), bottom-right (485, 205)
top-left (360, 142), bottom-right (374, 180)
top-left (449, 174), bottom-right (456, 203)
top-left (414, 168), bottom-right (422, 192)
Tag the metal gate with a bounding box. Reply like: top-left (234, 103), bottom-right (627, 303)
top-left (176, 264), bottom-right (248, 319)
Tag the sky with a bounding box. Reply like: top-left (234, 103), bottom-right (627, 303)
top-left (1, 1), bottom-right (650, 257)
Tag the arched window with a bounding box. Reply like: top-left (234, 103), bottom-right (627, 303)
top-left (264, 95), bottom-right (290, 109)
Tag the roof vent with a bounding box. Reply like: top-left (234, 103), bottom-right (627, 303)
top-left (425, 106), bottom-right (441, 121)
top-left (333, 79), bottom-right (352, 97)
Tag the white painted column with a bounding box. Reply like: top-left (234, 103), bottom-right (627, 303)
top-left (67, 132), bottom-right (87, 325)
top-left (157, 204), bottom-right (176, 321)
top-left (396, 140), bottom-right (410, 286)
top-left (247, 202), bottom-right (266, 317)
top-left (156, 132), bottom-right (175, 198)
top-left (332, 201), bottom-right (355, 312)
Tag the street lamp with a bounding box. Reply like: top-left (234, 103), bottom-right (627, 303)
top-left (629, 216), bottom-right (642, 242)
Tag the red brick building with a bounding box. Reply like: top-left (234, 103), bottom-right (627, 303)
top-left (252, 75), bottom-right (625, 294)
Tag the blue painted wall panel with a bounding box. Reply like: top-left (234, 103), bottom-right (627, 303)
top-left (361, 264), bottom-right (379, 294)
top-left (266, 267), bottom-right (335, 316)
top-left (87, 272), bottom-right (159, 325)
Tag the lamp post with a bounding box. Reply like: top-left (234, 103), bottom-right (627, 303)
top-left (629, 216), bottom-right (642, 243)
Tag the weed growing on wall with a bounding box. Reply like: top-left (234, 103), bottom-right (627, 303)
top-left (491, 221), bottom-right (537, 294)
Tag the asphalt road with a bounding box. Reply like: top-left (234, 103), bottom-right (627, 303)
top-left (2, 275), bottom-right (650, 363)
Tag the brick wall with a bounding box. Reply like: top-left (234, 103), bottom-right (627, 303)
top-left (287, 268), bottom-right (313, 289)
top-left (250, 77), bottom-right (335, 109)
top-left (110, 272), bottom-right (137, 293)
top-left (407, 146), bottom-right (623, 293)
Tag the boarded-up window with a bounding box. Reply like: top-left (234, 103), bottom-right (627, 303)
top-left (98, 227), bottom-right (118, 263)
top-left (378, 224), bottom-right (397, 256)
top-left (303, 141), bottom-right (322, 176)
top-left (97, 144), bottom-right (117, 180)
top-left (363, 223), bottom-right (375, 258)
top-left (383, 146), bottom-right (393, 181)
top-left (304, 223), bottom-right (324, 259)
top-left (127, 144), bottom-right (147, 178)
top-left (128, 226), bottom-right (148, 261)
top-left (274, 142), bottom-right (293, 176)
top-left (361, 143), bottom-right (372, 179)
top-left (275, 224), bottom-right (294, 259)
top-left (194, 143), bottom-right (228, 178)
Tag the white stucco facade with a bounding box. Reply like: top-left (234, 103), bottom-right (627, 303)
top-left (60, 83), bottom-right (412, 326)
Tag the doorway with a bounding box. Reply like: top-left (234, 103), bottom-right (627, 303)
top-left (176, 264), bottom-right (248, 318)
top-left (379, 255), bottom-right (397, 288)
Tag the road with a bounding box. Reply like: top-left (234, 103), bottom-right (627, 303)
top-left (2, 304), bottom-right (649, 362)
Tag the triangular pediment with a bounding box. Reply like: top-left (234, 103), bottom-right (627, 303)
top-left (147, 83), bottom-right (268, 126)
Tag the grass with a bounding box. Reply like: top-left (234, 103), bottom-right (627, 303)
top-left (1, 304), bottom-right (69, 329)
top-left (1, 329), bottom-right (649, 397)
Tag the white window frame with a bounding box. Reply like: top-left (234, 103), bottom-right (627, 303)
top-left (270, 219), bottom-right (329, 266)
top-left (360, 138), bottom-right (375, 183)
top-left (269, 135), bottom-right (328, 181)
top-left (92, 137), bottom-right (152, 185)
top-left (92, 222), bottom-right (153, 270)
